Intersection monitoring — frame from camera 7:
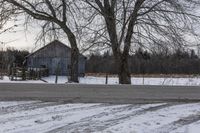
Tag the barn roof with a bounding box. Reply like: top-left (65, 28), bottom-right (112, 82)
top-left (26, 40), bottom-right (86, 58)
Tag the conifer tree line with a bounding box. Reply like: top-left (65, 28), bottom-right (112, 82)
top-left (1, 48), bottom-right (200, 75)
top-left (86, 48), bottom-right (200, 75)
top-left (0, 49), bottom-right (29, 69)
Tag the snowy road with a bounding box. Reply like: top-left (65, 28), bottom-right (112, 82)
top-left (0, 101), bottom-right (200, 133)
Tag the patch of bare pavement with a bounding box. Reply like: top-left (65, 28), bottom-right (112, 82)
top-left (0, 83), bottom-right (200, 103)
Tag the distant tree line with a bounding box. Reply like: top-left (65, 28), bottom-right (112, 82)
top-left (86, 48), bottom-right (200, 75)
top-left (1, 47), bottom-right (200, 75)
top-left (0, 48), bottom-right (29, 71)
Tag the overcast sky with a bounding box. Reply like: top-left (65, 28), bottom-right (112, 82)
top-left (0, 18), bottom-right (73, 53)
top-left (0, 19), bottom-right (38, 51)
top-left (1, 7), bottom-right (200, 53)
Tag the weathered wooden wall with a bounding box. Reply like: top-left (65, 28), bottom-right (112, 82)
top-left (26, 40), bottom-right (86, 76)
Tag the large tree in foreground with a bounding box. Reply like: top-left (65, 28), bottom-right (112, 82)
top-left (84, 0), bottom-right (200, 84)
top-left (3, 0), bottom-right (81, 82)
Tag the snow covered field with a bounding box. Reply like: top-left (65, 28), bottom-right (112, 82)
top-left (1, 75), bottom-right (200, 86)
top-left (1, 101), bottom-right (200, 133)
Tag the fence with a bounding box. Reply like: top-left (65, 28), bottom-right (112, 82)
top-left (10, 67), bottom-right (49, 81)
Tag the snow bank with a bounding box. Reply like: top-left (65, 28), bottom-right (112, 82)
top-left (43, 76), bottom-right (200, 86)
top-left (1, 75), bottom-right (200, 86)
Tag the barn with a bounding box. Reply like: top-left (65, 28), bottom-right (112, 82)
top-left (25, 40), bottom-right (86, 76)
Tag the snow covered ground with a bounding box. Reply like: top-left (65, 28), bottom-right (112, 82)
top-left (1, 101), bottom-right (200, 133)
top-left (1, 75), bottom-right (200, 86)
top-left (0, 76), bottom-right (44, 83)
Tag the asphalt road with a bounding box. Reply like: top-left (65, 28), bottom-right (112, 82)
top-left (0, 83), bottom-right (200, 103)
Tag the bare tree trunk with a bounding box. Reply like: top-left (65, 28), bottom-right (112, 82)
top-left (115, 53), bottom-right (131, 84)
top-left (70, 47), bottom-right (79, 83)
top-left (62, 25), bottom-right (79, 83)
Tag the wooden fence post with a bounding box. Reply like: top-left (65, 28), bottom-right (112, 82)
top-left (105, 74), bottom-right (108, 84)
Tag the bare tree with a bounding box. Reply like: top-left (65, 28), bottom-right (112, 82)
top-left (84, 0), bottom-right (200, 84)
top-left (2, 0), bottom-right (83, 82)
top-left (0, 1), bottom-right (18, 79)
top-left (0, 1), bottom-right (17, 41)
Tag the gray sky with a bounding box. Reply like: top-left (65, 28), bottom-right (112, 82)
top-left (0, 19), bottom-right (37, 51)
top-left (0, 19), bottom-right (71, 52)
top-left (0, 29), bottom-right (35, 51)
top-left (1, 8), bottom-right (200, 53)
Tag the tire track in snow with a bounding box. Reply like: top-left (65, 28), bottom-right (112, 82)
top-left (47, 103), bottom-right (174, 133)
top-left (0, 101), bottom-right (40, 108)
top-left (2, 104), bottom-right (122, 133)
top-left (0, 103), bottom-right (104, 123)
top-left (0, 103), bottom-right (111, 133)
top-left (1, 102), bottom-right (196, 133)
top-left (104, 103), bottom-right (200, 133)
top-left (0, 101), bottom-right (60, 115)
top-left (47, 104), bottom-right (138, 133)
top-left (152, 112), bottom-right (200, 133)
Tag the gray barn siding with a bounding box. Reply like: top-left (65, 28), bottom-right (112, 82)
top-left (26, 40), bottom-right (86, 76)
